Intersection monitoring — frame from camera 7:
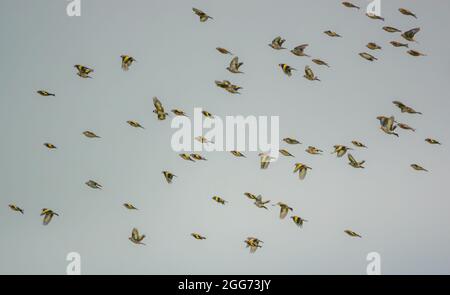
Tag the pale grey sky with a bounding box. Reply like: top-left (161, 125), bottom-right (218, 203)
top-left (1, 0), bottom-right (450, 274)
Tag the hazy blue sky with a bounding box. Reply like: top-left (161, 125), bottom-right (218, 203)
top-left (1, 0), bottom-right (450, 274)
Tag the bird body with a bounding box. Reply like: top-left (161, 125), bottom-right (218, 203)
top-left (279, 64), bottom-right (296, 77)
top-left (83, 131), bottom-right (100, 138)
top-left (41, 208), bottom-right (59, 225)
top-left (332, 145), bottom-right (352, 157)
top-left (74, 64), bottom-right (93, 78)
top-left (425, 138), bottom-right (441, 145)
top-left (193, 8), bottom-right (212, 22)
top-left (359, 52), bottom-right (377, 61)
top-left (393, 101), bottom-right (422, 114)
top-left (231, 151), bottom-right (246, 157)
top-left (367, 42), bottom-right (382, 50)
top-left (312, 59), bottom-right (330, 67)
top-left (306, 146), bottom-right (323, 155)
top-left (162, 171), bottom-right (176, 183)
top-left (127, 120), bottom-right (144, 129)
top-left (227, 56), bottom-right (244, 73)
top-left (348, 154), bottom-right (365, 169)
top-left (129, 228), bottom-right (146, 245)
top-left (191, 233), bottom-right (206, 240)
top-left (293, 163), bottom-right (312, 180)
top-left (86, 180), bottom-right (102, 189)
top-left (212, 196), bottom-right (227, 205)
top-left (44, 143), bottom-right (57, 149)
top-left (274, 202), bottom-right (293, 219)
top-left (345, 230), bottom-right (361, 238)
top-left (399, 8), bottom-right (417, 19)
top-left (254, 195), bottom-right (270, 210)
top-left (123, 203), bottom-right (138, 210)
top-left (9, 204), bottom-right (24, 214)
top-left (411, 164), bottom-right (428, 172)
top-left (352, 141), bottom-right (367, 148)
top-left (120, 55), bottom-right (135, 71)
top-left (291, 44), bottom-right (310, 57)
top-left (37, 90), bottom-right (55, 97)
top-left (304, 66), bottom-right (320, 81)
top-left (291, 216), bottom-right (308, 228)
top-left (324, 30), bottom-right (342, 37)
top-left (245, 237), bottom-right (263, 253)
top-left (402, 28), bottom-right (420, 42)
top-left (390, 41), bottom-right (409, 48)
top-left (269, 36), bottom-right (286, 50)
top-left (279, 149), bottom-right (294, 157)
top-left (342, 2), bottom-right (360, 9)
top-left (383, 27), bottom-right (401, 33)
top-left (153, 97), bottom-right (168, 120)
top-left (216, 47), bottom-right (232, 55)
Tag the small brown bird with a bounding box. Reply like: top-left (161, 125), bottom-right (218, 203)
top-left (305, 146), bottom-right (323, 155)
top-left (324, 30), bottom-right (342, 37)
top-left (366, 13), bottom-right (384, 21)
top-left (9, 204), bottom-right (24, 214)
top-left (192, 8), bottom-right (212, 22)
top-left (212, 196), bottom-right (227, 205)
top-left (291, 216), bottom-right (308, 228)
top-left (121, 55), bottom-right (136, 71)
top-left (190, 153), bottom-right (207, 161)
top-left (393, 101), bottom-right (422, 114)
top-left (195, 136), bottom-right (214, 144)
top-left (44, 143), bottom-right (57, 149)
top-left (348, 154), bottom-right (365, 169)
top-left (345, 230), bottom-right (362, 238)
top-left (123, 203), bottom-right (138, 210)
top-left (359, 52), bottom-right (378, 61)
top-left (352, 141), bottom-right (367, 148)
top-left (367, 42), bottom-right (382, 50)
top-left (171, 109), bottom-right (188, 117)
top-left (129, 228), bottom-right (146, 245)
top-left (291, 44), bottom-right (310, 57)
top-left (153, 97), bottom-right (168, 120)
top-left (411, 164), bottom-right (428, 172)
top-left (162, 171), bottom-right (176, 183)
top-left (41, 208), bottom-right (59, 225)
top-left (259, 152), bottom-right (273, 169)
top-left (407, 50), bottom-right (426, 57)
top-left (279, 149), bottom-right (294, 157)
top-left (216, 47), bottom-right (232, 55)
top-left (37, 90), bottom-right (55, 97)
top-left (399, 8), bottom-right (417, 19)
top-left (86, 180), bottom-right (102, 189)
top-left (390, 41), bottom-right (409, 48)
top-left (402, 28), bottom-right (420, 42)
top-left (254, 195), bottom-right (270, 210)
top-left (269, 36), bottom-right (286, 50)
top-left (342, 2), bottom-right (360, 9)
top-left (283, 137), bottom-right (301, 145)
top-left (293, 163), bottom-right (312, 180)
top-left (377, 116), bottom-right (399, 137)
top-left (227, 56), bottom-right (244, 74)
top-left (231, 151), bottom-right (246, 157)
top-left (304, 66), bottom-right (320, 81)
top-left (273, 202), bottom-right (293, 219)
top-left (398, 123), bottom-right (416, 132)
top-left (332, 145), bottom-right (352, 157)
top-left (383, 26), bottom-right (401, 33)
top-left (279, 64), bottom-right (296, 77)
top-left (312, 59), bottom-right (330, 67)
top-left (201, 110), bottom-right (214, 119)
top-left (83, 131), bottom-right (100, 138)
top-left (127, 120), bottom-right (144, 129)
top-left (245, 237), bottom-right (263, 253)
top-left (244, 192), bottom-right (258, 201)
top-left (179, 153), bottom-right (195, 162)
top-left (191, 233), bottom-right (206, 240)
top-left (425, 138), bottom-right (441, 145)
top-left (74, 64), bottom-right (94, 78)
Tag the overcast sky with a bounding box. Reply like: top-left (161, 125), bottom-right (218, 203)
top-left (1, 0), bottom-right (450, 274)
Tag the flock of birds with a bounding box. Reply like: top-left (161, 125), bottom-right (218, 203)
top-left (6, 2), bottom-right (444, 255)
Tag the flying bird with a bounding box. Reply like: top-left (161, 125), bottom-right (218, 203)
top-left (312, 59), bottom-right (330, 67)
top-left (359, 52), bottom-right (378, 61)
top-left (383, 26), bottom-right (401, 33)
top-left (425, 138), bottom-right (441, 145)
top-left (129, 228), bottom-right (146, 245)
top-left (348, 154), bottom-right (365, 169)
top-left (74, 65), bottom-right (94, 78)
top-left (390, 41), bottom-right (409, 48)
top-left (212, 196), bottom-right (227, 205)
top-left (283, 137), bottom-right (301, 145)
top-left (230, 151), bottom-right (246, 157)
top-left (254, 195), bottom-right (270, 210)
top-left (393, 101), bottom-right (422, 114)
top-left (259, 152), bottom-right (273, 169)
top-left (377, 116), bottom-right (399, 137)
top-left (332, 145), bottom-right (352, 157)
top-left (9, 204), bottom-right (24, 214)
top-left (192, 8), bottom-right (212, 22)
top-left (306, 146), bottom-right (323, 155)
top-left (344, 230), bottom-right (362, 238)
top-left (304, 66), bottom-right (320, 81)
top-left (127, 120), bottom-right (144, 129)
top-left (291, 216), bottom-right (308, 228)
top-left (411, 164), bottom-right (428, 172)
top-left (171, 109), bottom-right (188, 117)
top-left (402, 28), bottom-right (420, 42)
top-left (44, 143), bottom-right (57, 149)
top-left (83, 131), bottom-right (100, 138)
top-left (273, 202), bottom-right (293, 219)
top-left (191, 233), bottom-right (206, 240)
top-left (342, 2), bottom-right (360, 9)
top-left (123, 203), bottom-right (138, 210)
top-left (216, 47), bottom-right (232, 55)
top-left (291, 44), bottom-right (310, 57)
top-left (399, 8), bottom-right (417, 19)
top-left (407, 50), bottom-right (426, 57)
top-left (269, 36), bottom-right (286, 50)
top-left (162, 171), bottom-right (176, 183)
top-left (324, 30), bottom-right (342, 37)
top-left (245, 237), bottom-right (263, 253)
top-left (121, 55), bottom-right (136, 71)
top-left (351, 141), bottom-right (367, 148)
top-left (367, 42), bottom-right (382, 50)
top-left (244, 192), bottom-right (258, 201)
top-left (190, 153), bottom-right (207, 161)
top-left (398, 123), bottom-right (416, 132)
top-left (279, 64), bottom-right (296, 77)
top-left (41, 208), bottom-right (59, 225)
top-left (293, 163), bottom-right (312, 180)
top-left (366, 13), bottom-right (384, 21)
top-left (86, 180), bottom-right (102, 189)
top-left (195, 136), bottom-right (214, 144)
top-left (179, 153), bottom-right (195, 162)
top-left (279, 149), bottom-right (295, 157)
top-left (153, 97), bottom-right (168, 120)
top-left (227, 56), bottom-right (244, 74)
top-left (37, 90), bottom-right (55, 97)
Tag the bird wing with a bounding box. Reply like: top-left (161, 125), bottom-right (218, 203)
top-left (43, 213), bottom-right (53, 225)
top-left (294, 44), bottom-right (308, 51)
top-left (230, 56), bottom-right (239, 68)
top-left (298, 167), bottom-right (307, 180)
top-left (153, 97), bottom-right (164, 112)
top-left (132, 228), bottom-right (139, 240)
top-left (280, 207), bottom-right (288, 219)
top-left (348, 154), bottom-right (357, 165)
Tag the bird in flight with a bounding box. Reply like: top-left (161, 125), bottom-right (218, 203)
top-left (192, 8), bottom-right (213, 22)
top-left (129, 228), bottom-right (146, 245)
